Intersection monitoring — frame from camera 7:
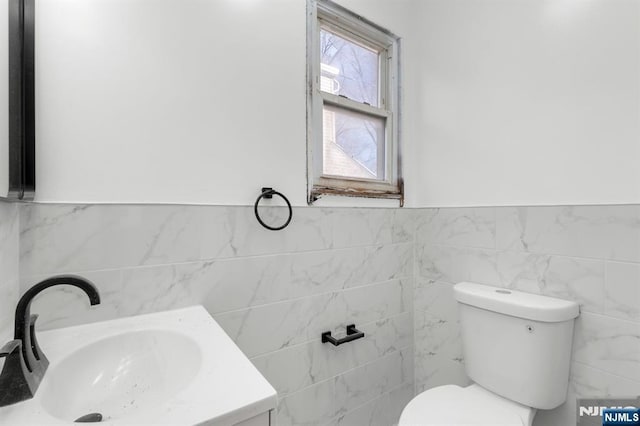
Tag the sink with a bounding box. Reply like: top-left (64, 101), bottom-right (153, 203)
top-left (40, 330), bottom-right (201, 422)
top-left (0, 306), bottom-right (276, 425)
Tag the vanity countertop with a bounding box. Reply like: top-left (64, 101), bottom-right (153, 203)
top-left (0, 305), bottom-right (277, 425)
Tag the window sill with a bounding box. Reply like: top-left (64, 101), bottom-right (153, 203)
top-left (310, 183), bottom-right (404, 206)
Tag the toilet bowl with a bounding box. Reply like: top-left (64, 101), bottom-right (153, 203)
top-left (399, 384), bottom-right (535, 426)
top-left (399, 282), bottom-right (579, 426)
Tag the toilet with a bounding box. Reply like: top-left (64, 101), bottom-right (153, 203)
top-left (400, 282), bottom-right (580, 426)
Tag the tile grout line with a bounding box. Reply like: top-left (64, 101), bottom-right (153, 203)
top-left (249, 310), bottom-right (414, 361)
top-left (420, 240), bottom-right (640, 265)
top-left (321, 379), bottom-right (414, 426)
top-left (211, 276), bottom-right (414, 317)
top-left (571, 360), bottom-right (640, 385)
top-left (275, 343), bottom-right (414, 400)
top-left (20, 241), bottom-right (416, 279)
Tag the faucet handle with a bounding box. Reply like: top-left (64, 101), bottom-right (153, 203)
top-left (0, 340), bottom-right (21, 358)
top-left (0, 338), bottom-right (39, 406)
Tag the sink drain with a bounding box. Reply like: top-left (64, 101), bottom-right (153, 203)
top-left (74, 413), bottom-right (103, 423)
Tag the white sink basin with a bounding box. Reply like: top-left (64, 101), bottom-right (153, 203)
top-left (41, 330), bottom-right (202, 422)
top-left (0, 306), bottom-right (276, 425)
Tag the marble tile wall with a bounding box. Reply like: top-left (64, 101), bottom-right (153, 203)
top-left (18, 204), bottom-right (416, 426)
top-left (414, 205), bottom-right (640, 426)
top-left (10, 203), bottom-right (640, 425)
top-left (0, 200), bottom-right (19, 347)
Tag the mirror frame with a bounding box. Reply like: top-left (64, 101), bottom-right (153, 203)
top-left (5, 0), bottom-right (35, 200)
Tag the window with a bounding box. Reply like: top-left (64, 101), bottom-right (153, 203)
top-left (307, 0), bottom-right (402, 204)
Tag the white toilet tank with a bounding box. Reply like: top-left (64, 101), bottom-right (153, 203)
top-left (454, 282), bottom-right (580, 410)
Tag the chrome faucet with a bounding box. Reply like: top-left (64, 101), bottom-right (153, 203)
top-left (0, 275), bottom-right (100, 407)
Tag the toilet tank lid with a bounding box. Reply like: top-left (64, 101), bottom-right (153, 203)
top-left (454, 282), bottom-right (580, 322)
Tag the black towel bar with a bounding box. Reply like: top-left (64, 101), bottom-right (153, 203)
top-left (321, 324), bottom-right (365, 346)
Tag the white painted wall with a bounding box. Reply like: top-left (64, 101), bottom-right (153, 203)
top-left (414, 0), bottom-right (640, 207)
top-left (36, 0), bottom-right (306, 205)
top-left (34, 0), bottom-right (417, 206)
top-left (33, 0), bottom-right (640, 207)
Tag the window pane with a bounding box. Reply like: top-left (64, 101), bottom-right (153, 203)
top-left (322, 105), bottom-right (385, 180)
top-left (320, 28), bottom-right (379, 107)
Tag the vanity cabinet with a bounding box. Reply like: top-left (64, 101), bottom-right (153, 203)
top-left (235, 411), bottom-right (272, 426)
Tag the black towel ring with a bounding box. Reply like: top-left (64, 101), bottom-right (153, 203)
top-left (254, 187), bottom-right (293, 231)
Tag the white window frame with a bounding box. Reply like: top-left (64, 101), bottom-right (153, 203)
top-left (307, 0), bottom-right (402, 204)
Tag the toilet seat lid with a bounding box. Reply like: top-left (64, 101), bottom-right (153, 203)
top-left (399, 385), bottom-right (526, 426)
